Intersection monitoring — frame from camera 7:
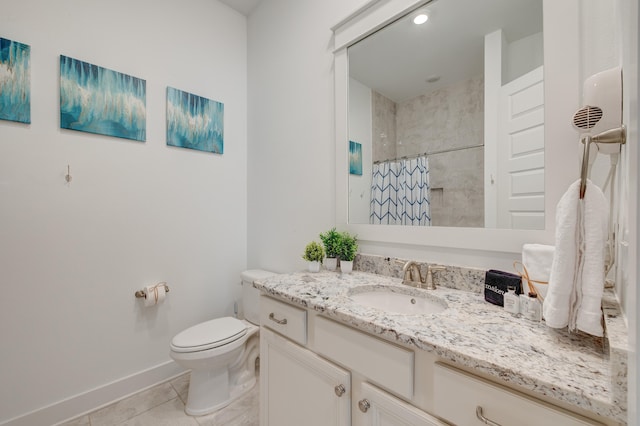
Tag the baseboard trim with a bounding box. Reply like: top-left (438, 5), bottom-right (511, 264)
top-left (1, 361), bottom-right (186, 426)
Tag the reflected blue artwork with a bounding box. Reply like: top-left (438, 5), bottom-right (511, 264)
top-left (349, 140), bottom-right (362, 175)
top-left (166, 87), bottom-right (224, 154)
top-left (0, 37), bottom-right (31, 124)
top-left (60, 55), bottom-right (146, 141)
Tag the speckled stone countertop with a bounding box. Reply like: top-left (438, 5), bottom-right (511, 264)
top-left (254, 270), bottom-right (627, 424)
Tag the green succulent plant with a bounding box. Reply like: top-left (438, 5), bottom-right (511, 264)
top-left (302, 241), bottom-right (325, 262)
top-left (336, 231), bottom-right (358, 262)
top-left (319, 227), bottom-right (342, 258)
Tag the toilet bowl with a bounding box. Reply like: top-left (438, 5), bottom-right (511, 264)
top-left (169, 269), bottom-right (274, 416)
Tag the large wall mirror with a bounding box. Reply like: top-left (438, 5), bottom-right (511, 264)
top-left (333, 0), bottom-right (579, 253)
top-left (347, 0), bottom-right (544, 230)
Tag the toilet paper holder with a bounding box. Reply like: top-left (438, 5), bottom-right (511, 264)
top-left (135, 283), bottom-right (170, 299)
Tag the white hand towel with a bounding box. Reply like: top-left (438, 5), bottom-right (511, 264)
top-left (544, 181), bottom-right (580, 330)
top-left (576, 181), bottom-right (608, 336)
top-left (543, 179), bottom-right (608, 337)
top-left (522, 243), bottom-right (555, 299)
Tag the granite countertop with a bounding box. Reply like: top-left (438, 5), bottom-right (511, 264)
top-left (254, 270), bottom-right (627, 424)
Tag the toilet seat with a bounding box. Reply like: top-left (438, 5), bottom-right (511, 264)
top-left (171, 317), bottom-right (248, 353)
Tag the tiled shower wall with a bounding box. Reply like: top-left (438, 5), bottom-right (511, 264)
top-left (372, 75), bottom-right (485, 227)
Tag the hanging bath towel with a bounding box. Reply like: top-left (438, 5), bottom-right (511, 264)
top-left (543, 179), bottom-right (608, 336)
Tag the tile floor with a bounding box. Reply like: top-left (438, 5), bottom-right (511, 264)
top-left (59, 372), bottom-right (259, 426)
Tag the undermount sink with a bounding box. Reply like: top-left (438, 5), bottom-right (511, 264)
top-left (349, 287), bottom-right (447, 315)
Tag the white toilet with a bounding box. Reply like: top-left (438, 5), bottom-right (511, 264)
top-left (170, 269), bottom-right (273, 416)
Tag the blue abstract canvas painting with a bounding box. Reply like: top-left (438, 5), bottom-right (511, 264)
top-left (60, 55), bottom-right (146, 141)
top-left (349, 141), bottom-right (362, 175)
top-left (166, 87), bottom-right (224, 154)
top-left (0, 37), bottom-right (31, 124)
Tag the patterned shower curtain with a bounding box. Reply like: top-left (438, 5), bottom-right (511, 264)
top-left (370, 156), bottom-right (431, 225)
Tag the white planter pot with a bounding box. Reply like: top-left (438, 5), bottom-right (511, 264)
top-left (324, 257), bottom-right (338, 271)
top-left (340, 260), bottom-right (353, 274)
top-left (307, 261), bottom-right (321, 273)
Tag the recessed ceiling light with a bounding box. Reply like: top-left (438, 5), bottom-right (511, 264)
top-left (413, 14), bottom-right (428, 25)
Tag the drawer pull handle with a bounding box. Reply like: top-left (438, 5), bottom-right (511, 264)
top-left (334, 384), bottom-right (346, 397)
top-left (358, 399), bottom-right (371, 413)
top-left (476, 406), bottom-right (502, 426)
top-left (268, 313), bottom-right (288, 325)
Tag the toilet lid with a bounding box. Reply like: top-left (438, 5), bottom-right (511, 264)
top-left (171, 317), bottom-right (248, 353)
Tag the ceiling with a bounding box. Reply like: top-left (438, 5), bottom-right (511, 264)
top-left (218, 0), bottom-right (543, 103)
top-left (349, 0), bottom-right (543, 103)
top-left (218, 0), bottom-right (262, 16)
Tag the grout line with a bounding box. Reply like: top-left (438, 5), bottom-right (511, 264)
top-left (89, 382), bottom-right (181, 426)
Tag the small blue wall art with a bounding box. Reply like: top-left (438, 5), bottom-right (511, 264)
top-left (349, 140), bottom-right (362, 175)
top-left (60, 55), bottom-right (146, 141)
top-left (0, 37), bottom-right (31, 124)
top-left (166, 87), bottom-right (224, 154)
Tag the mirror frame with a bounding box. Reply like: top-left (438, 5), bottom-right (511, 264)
top-left (333, 0), bottom-right (581, 253)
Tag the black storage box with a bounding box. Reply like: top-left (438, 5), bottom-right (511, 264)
top-left (484, 269), bottom-right (522, 307)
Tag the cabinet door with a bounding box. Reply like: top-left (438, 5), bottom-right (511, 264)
top-left (356, 382), bottom-right (447, 426)
top-left (260, 327), bottom-right (351, 426)
top-left (433, 363), bottom-right (603, 425)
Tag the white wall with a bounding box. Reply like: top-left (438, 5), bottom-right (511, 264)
top-left (578, 11), bottom-right (638, 421)
top-left (247, 0), bottom-right (369, 272)
top-left (348, 77), bottom-right (373, 224)
top-left (611, 0), bottom-right (639, 422)
top-left (0, 1), bottom-right (247, 424)
top-left (505, 32), bottom-right (544, 83)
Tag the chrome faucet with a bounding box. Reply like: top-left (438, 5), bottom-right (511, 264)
top-left (402, 261), bottom-right (424, 288)
top-left (425, 265), bottom-right (446, 290)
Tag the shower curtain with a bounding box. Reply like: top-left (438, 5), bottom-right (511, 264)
top-left (370, 156), bottom-right (431, 226)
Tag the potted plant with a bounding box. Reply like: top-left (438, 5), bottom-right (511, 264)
top-left (319, 228), bottom-right (341, 271)
top-left (302, 241), bottom-right (325, 272)
top-left (336, 231), bottom-right (358, 274)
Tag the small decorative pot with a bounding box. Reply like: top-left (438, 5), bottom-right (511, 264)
top-left (340, 260), bottom-right (353, 274)
top-left (324, 257), bottom-right (338, 271)
top-left (307, 261), bottom-right (321, 273)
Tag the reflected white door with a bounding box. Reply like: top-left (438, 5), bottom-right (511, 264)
top-left (497, 66), bottom-right (545, 230)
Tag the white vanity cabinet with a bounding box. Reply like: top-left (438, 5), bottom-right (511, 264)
top-left (260, 295), bottom-right (445, 426)
top-left (260, 294), bottom-right (611, 426)
top-left (260, 297), bottom-right (351, 426)
top-left (355, 382), bottom-right (446, 426)
top-left (432, 362), bottom-right (603, 426)
top-left (260, 327), bottom-right (351, 426)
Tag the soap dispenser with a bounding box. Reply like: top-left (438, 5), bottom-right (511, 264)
top-left (525, 293), bottom-right (542, 321)
top-left (503, 286), bottom-right (520, 315)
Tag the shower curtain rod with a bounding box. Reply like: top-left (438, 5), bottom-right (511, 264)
top-left (373, 143), bottom-right (484, 164)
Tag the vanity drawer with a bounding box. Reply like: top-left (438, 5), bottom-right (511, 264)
top-left (314, 315), bottom-right (414, 400)
top-left (433, 362), bottom-right (602, 426)
top-left (260, 296), bottom-right (307, 345)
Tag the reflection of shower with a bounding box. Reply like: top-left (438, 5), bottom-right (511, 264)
top-left (370, 156), bottom-right (431, 226)
top-left (380, 132), bottom-right (387, 147)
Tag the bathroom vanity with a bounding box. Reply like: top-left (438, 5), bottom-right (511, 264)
top-left (256, 269), bottom-right (627, 426)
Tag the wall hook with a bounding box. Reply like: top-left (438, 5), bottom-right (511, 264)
top-left (65, 165), bottom-right (72, 183)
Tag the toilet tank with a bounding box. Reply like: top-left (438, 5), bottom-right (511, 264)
top-left (241, 269), bottom-right (275, 324)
